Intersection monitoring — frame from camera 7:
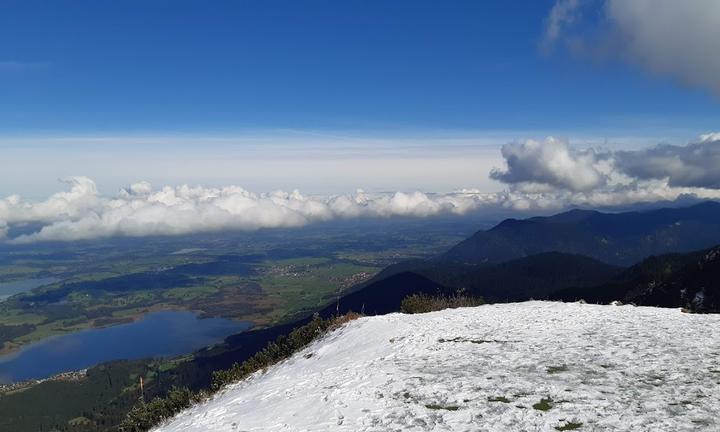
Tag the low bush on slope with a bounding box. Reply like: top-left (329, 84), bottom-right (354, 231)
top-left (400, 291), bottom-right (484, 314)
top-left (119, 312), bottom-right (361, 432)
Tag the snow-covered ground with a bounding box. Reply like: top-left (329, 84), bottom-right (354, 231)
top-left (156, 302), bottom-right (720, 432)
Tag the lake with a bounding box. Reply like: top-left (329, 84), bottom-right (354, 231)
top-left (0, 277), bottom-right (59, 302)
top-left (0, 310), bottom-right (251, 384)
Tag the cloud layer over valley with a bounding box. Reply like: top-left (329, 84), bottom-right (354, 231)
top-left (2, 133), bottom-right (720, 243)
top-left (0, 178), bottom-right (495, 243)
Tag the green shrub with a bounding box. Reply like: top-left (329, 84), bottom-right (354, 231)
top-left (119, 387), bottom-right (204, 432)
top-left (533, 397), bottom-right (554, 411)
top-left (400, 292), bottom-right (484, 314)
top-left (555, 422), bottom-right (583, 431)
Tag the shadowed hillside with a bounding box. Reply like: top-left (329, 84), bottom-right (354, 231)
top-left (552, 246), bottom-right (720, 311)
top-left (443, 201), bottom-right (720, 266)
top-left (349, 252), bottom-right (620, 304)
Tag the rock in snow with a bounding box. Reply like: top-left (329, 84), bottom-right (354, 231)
top-left (156, 302), bottom-right (720, 431)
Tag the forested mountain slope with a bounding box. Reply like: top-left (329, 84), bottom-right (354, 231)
top-left (443, 201), bottom-right (720, 266)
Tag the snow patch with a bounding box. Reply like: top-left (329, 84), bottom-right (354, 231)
top-left (156, 302), bottom-right (720, 431)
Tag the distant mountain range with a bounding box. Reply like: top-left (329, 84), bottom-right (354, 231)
top-left (443, 201), bottom-right (720, 266)
top-left (337, 201), bottom-right (720, 314)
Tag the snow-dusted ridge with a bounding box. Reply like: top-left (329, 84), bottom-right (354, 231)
top-left (156, 302), bottom-right (720, 431)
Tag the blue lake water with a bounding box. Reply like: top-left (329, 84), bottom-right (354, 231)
top-left (0, 310), bottom-right (251, 384)
top-left (0, 277), bottom-right (59, 301)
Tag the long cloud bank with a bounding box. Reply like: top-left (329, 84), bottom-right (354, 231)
top-left (2, 133), bottom-right (720, 243)
top-left (0, 178), bottom-right (499, 243)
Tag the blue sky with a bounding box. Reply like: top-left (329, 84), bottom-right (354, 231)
top-left (0, 0), bottom-right (719, 198)
top-left (1, 0), bottom-right (718, 134)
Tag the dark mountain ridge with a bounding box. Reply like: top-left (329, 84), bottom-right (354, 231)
top-left (552, 246), bottom-right (720, 312)
top-left (339, 252), bottom-right (621, 311)
top-left (443, 201), bottom-right (720, 266)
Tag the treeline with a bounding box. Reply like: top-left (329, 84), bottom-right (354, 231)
top-left (0, 361), bottom-right (153, 432)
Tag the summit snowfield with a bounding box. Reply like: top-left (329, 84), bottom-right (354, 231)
top-left (156, 302), bottom-right (720, 432)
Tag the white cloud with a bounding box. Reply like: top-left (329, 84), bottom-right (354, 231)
top-left (544, 0), bottom-right (720, 96)
top-left (490, 137), bottom-right (608, 192)
top-left (614, 134), bottom-right (720, 188)
top-left (542, 0), bottom-right (581, 51)
top-left (3, 177), bottom-right (720, 244)
top-left (486, 135), bottom-right (720, 195)
top-left (0, 176), bottom-right (99, 224)
top-left (2, 179), bottom-right (503, 243)
top-left (488, 133), bottom-right (720, 208)
top-left (699, 132), bottom-right (720, 143)
top-left (0, 61), bottom-right (51, 74)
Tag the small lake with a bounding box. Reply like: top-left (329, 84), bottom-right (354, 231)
top-left (0, 310), bottom-right (251, 384)
top-left (0, 277), bottom-right (59, 302)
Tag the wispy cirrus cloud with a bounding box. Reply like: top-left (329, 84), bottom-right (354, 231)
top-left (541, 0), bottom-right (581, 52)
top-left (0, 60), bottom-right (51, 74)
